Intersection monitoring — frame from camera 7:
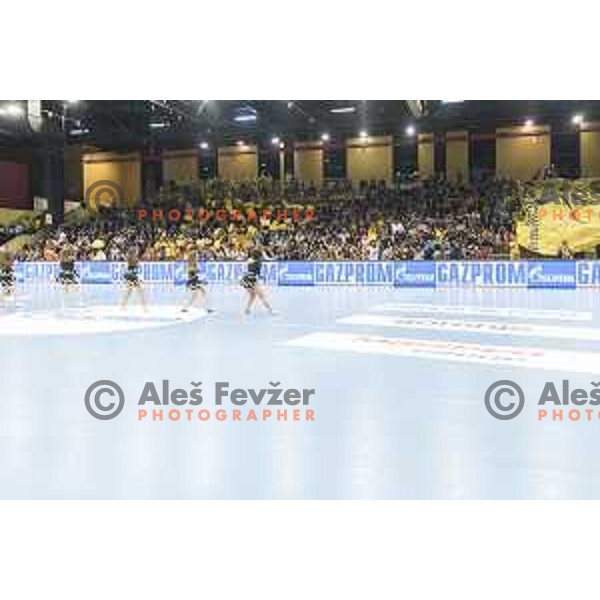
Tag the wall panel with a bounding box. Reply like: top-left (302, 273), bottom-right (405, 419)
top-left (418, 133), bottom-right (434, 177)
top-left (496, 125), bottom-right (550, 180)
top-left (218, 145), bottom-right (258, 180)
top-left (294, 143), bottom-right (323, 183)
top-left (0, 161), bottom-right (30, 209)
top-left (445, 131), bottom-right (469, 182)
top-left (580, 123), bottom-right (600, 178)
top-left (346, 136), bottom-right (392, 184)
top-left (162, 149), bottom-right (199, 184)
top-left (82, 151), bottom-right (142, 205)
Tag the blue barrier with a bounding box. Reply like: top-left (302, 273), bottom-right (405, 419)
top-left (12, 260), bottom-right (599, 289)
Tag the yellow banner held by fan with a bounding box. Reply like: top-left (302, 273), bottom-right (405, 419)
top-left (516, 179), bottom-right (600, 255)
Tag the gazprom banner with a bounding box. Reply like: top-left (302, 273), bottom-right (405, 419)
top-left (278, 262), bottom-right (316, 286)
top-left (436, 261), bottom-right (528, 288)
top-left (314, 262), bottom-right (397, 286)
top-left (11, 260), bottom-right (595, 289)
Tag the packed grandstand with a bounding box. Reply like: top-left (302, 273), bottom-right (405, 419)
top-left (4, 172), bottom-right (598, 262)
top-left (3, 175), bottom-right (523, 262)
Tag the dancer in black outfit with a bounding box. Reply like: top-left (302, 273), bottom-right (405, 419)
top-left (240, 249), bottom-right (274, 315)
top-left (181, 252), bottom-right (213, 313)
top-left (54, 245), bottom-right (82, 311)
top-left (120, 250), bottom-right (148, 311)
top-left (55, 246), bottom-right (79, 289)
top-left (0, 251), bottom-right (15, 305)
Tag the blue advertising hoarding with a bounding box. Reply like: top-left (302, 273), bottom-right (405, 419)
top-left (526, 261), bottom-right (576, 289)
top-left (393, 262), bottom-right (436, 288)
top-left (12, 260), bottom-right (600, 289)
top-left (436, 261), bottom-right (529, 287)
top-left (576, 261), bottom-right (600, 287)
top-left (278, 262), bottom-right (315, 286)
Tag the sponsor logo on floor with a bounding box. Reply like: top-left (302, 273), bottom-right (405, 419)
top-left (0, 305), bottom-right (206, 336)
top-left (287, 331), bottom-right (600, 373)
top-left (373, 303), bottom-right (592, 322)
top-left (337, 313), bottom-right (600, 341)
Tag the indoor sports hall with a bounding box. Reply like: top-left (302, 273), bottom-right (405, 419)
top-left (2, 100), bottom-right (600, 499)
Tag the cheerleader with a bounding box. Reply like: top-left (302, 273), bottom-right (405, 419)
top-left (55, 245), bottom-right (79, 289)
top-left (0, 251), bottom-right (15, 305)
top-left (54, 244), bottom-right (86, 312)
top-left (181, 252), bottom-right (213, 313)
top-left (240, 248), bottom-right (274, 315)
top-left (120, 250), bottom-right (148, 311)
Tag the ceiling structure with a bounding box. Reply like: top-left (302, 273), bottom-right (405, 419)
top-left (1, 100), bottom-right (600, 152)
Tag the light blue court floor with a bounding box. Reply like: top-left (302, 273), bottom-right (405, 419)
top-left (3, 283), bottom-right (600, 499)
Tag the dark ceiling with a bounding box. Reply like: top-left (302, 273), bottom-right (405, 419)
top-left (46, 100), bottom-right (419, 148)
top-left (1, 100), bottom-right (600, 151)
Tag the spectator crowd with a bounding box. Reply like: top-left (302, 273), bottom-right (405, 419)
top-left (15, 175), bottom-right (520, 262)
top-left (0, 223), bottom-right (32, 247)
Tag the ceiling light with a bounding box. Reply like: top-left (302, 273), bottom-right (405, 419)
top-left (524, 119), bottom-right (534, 127)
top-left (573, 114), bottom-right (584, 125)
top-left (234, 114), bottom-right (257, 122)
top-left (330, 106), bottom-right (356, 114)
top-left (405, 125), bottom-right (416, 136)
top-left (359, 130), bottom-right (368, 139)
top-left (3, 104), bottom-right (24, 117)
top-left (271, 137), bottom-right (280, 145)
top-left (200, 142), bottom-right (209, 150)
top-left (321, 133), bottom-right (330, 141)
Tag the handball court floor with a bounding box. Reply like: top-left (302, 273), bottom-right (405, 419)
top-left (2, 283), bottom-right (600, 499)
